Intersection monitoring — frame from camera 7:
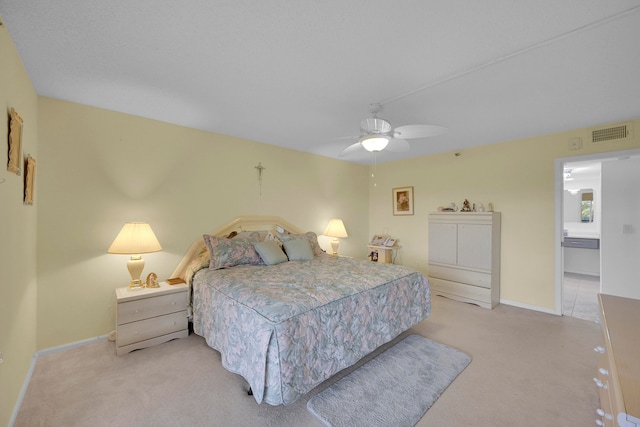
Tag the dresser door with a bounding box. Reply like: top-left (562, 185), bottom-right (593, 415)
top-left (428, 222), bottom-right (458, 265)
top-left (457, 224), bottom-right (492, 271)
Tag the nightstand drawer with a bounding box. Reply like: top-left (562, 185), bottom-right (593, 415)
top-left (117, 311), bottom-right (187, 347)
top-left (118, 291), bottom-right (188, 325)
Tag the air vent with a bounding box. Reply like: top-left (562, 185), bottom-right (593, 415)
top-left (592, 123), bottom-right (632, 143)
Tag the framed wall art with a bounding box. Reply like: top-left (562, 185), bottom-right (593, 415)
top-left (8, 108), bottom-right (23, 175)
top-left (24, 155), bottom-right (36, 205)
top-left (392, 186), bottom-right (414, 216)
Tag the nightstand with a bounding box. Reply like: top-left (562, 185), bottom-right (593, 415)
top-left (367, 245), bottom-right (400, 264)
top-left (115, 281), bottom-right (189, 356)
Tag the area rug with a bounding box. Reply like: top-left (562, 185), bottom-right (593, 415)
top-left (307, 334), bottom-right (471, 427)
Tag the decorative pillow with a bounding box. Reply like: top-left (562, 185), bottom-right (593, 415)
top-left (253, 240), bottom-right (288, 265)
top-left (232, 231), bottom-right (262, 241)
top-left (277, 231), bottom-right (323, 256)
top-left (283, 238), bottom-right (314, 261)
top-left (203, 235), bottom-right (263, 270)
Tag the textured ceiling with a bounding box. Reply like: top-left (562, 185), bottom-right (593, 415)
top-left (2, 1), bottom-right (640, 164)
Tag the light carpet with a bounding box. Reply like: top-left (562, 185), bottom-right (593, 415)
top-left (307, 334), bottom-right (471, 427)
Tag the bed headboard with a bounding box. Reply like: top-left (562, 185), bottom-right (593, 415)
top-left (170, 215), bottom-right (305, 281)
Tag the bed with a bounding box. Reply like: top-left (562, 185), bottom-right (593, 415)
top-left (170, 215), bottom-right (431, 405)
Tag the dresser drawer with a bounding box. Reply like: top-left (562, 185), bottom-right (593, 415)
top-left (564, 237), bottom-right (599, 249)
top-left (429, 277), bottom-right (491, 303)
top-left (428, 264), bottom-right (491, 288)
top-left (117, 311), bottom-right (187, 347)
top-left (117, 291), bottom-right (188, 325)
top-left (595, 349), bottom-right (615, 425)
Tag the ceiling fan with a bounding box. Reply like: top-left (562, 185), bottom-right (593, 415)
top-left (339, 103), bottom-right (448, 158)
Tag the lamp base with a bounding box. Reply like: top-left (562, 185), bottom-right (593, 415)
top-left (127, 255), bottom-right (145, 290)
top-left (128, 279), bottom-right (144, 290)
top-left (330, 238), bottom-right (340, 255)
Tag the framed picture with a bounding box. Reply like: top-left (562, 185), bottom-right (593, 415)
top-left (392, 186), bottom-right (414, 216)
top-left (24, 155), bottom-right (36, 205)
top-left (8, 108), bottom-right (23, 175)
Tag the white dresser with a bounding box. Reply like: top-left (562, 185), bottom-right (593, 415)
top-left (595, 294), bottom-right (640, 426)
top-left (115, 282), bottom-right (189, 356)
top-left (427, 212), bottom-right (501, 309)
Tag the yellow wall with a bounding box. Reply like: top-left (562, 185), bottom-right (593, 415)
top-left (36, 97), bottom-right (369, 350)
top-left (369, 120), bottom-right (640, 311)
top-left (0, 21), bottom-right (38, 426)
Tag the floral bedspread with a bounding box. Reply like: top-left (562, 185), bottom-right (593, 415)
top-left (191, 254), bottom-right (431, 405)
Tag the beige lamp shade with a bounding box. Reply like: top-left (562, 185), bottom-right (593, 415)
top-left (108, 222), bottom-right (162, 289)
top-left (324, 219), bottom-right (348, 238)
top-left (108, 222), bottom-right (162, 254)
top-left (324, 219), bottom-right (348, 255)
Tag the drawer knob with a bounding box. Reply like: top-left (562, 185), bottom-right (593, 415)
top-left (596, 409), bottom-right (614, 420)
top-left (593, 378), bottom-right (608, 389)
top-left (598, 368), bottom-right (609, 376)
top-left (594, 346), bottom-right (605, 354)
top-left (134, 331), bottom-right (139, 335)
top-left (172, 302), bottom-right (176, 306)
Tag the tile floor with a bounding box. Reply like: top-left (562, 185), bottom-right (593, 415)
top-left (563, 272), bottom-right (600, 322)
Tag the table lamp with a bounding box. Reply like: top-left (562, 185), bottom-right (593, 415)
top-left (108, 222), bottom-right (162, 289)
top-left (324, 219), bottom-right (348, 255)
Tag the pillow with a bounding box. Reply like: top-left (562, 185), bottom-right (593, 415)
top-left (253, 240), bottom-right (288, 265)
top-left (232, 231), bottom-right (262, 241)
top-left (203, 235), bottom-right (263, 270)
top-left (283, 238), bottom-right (314, 261)
top-left (277, 231), bottom-right (323, 256)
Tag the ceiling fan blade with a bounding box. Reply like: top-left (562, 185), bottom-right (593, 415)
top-left (393, 124), bottom-right (448, 139)
top-left (385, 138), bottom-right (410, 152)
top-left (339, 141), bottom-right (363, 157)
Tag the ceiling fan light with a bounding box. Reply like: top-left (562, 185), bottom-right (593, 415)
top-left (361, 135), bottom-right (389, 152)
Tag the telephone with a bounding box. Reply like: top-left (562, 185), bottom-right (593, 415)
top-left (369, 235), bottom-right (398, 247)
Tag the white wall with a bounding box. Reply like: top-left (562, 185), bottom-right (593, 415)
top-left (601, 156), bottom-right (640, 298)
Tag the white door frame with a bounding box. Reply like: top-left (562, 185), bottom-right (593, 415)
top-left (554, 148), bottom-right (640, 315)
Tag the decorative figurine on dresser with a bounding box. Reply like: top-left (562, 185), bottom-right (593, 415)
top-left (427, 211), bottom-right (501, 309)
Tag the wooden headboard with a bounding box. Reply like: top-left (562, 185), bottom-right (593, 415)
top-left (170, 215), bottom-right (305, 281)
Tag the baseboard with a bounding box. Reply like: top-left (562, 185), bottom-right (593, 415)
top-left (9, 335), bottom-right (108, 427)
top-left (500, 298), bottom-right (560, 316)
top-left (9, 352), bottom-right (38, 427)
top-left (36, 334), bottom-right (108, 357)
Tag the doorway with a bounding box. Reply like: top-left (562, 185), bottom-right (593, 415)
top-left (561, 160), bottom-right (601, 321)
top-left (554, 148), bottom-right (640, 319)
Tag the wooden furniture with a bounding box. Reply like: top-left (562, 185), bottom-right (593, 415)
top-left (367, 244), bottom-right (399, 264)
top-left (427, 212), bottom-right (501, 309)
top-left (595, 294), bottom-right (640, 427)
top-left (115, 282), bottom-right (189, 356)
